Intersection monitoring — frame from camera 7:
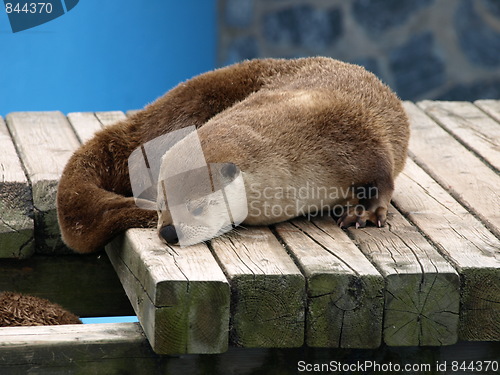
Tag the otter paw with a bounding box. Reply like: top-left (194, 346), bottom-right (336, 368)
top-left (337, 206), bottom-right (387, 229)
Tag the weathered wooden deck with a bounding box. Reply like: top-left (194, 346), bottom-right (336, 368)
top-left (0, 101), bottom-right (499, 359)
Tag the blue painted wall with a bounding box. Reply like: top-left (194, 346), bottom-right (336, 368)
top-left (0, 1), bottom-right (216, 116)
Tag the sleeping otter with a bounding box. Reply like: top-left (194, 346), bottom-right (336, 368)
top-left (57, 57), bottom-right (410, 253)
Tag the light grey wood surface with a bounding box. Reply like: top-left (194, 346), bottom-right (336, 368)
top-left (348, 206), bottom-right (460, 346)
top-left (67, 112), bottom-right (104, 143)
top-left (106, 229), bottom-right (230, 354)
top-left (95, 111), bottom-right (127, 127)
top-left (0, 102), bottom-right (498, 354)
top-left (393, 158), bottom-right (499, 341)
top-left (126, 109), bottom-right (141, 117)
top-left (418, 100), bottom-right (500, 171)
top-left (0, 117), bottom-right (34, 258)
top-left (210, 227), bottom-right (306, 348)
top-left (404, 102), bottom-right (500, 238)
top-left (275, 218), bottom-right (384, 348)
top-left (475, 99), bottom-right (500, 123)
top-left (5, 112), bottom-right (80, 254)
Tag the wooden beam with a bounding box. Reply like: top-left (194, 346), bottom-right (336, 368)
top-left (0, 254), bottom-right (134, 317)
top-left (5, 112), bottom-right (81, 254)
top-left (404, 102), bottom-right (500, 238)
top-left (0, 117), bottom-right (34, 258)
top-left (393, 158), bottom-right (500, 341)
top-left (475, 99), bottom-right (500, 123)
top-left (95, 111), bottom-right (127, 127)
top-left (67, 112), bottom-right (104, 144)
top-left (347, 206), bottom-right (460, 346)
top-left (0, 323), bottom-right (157, 371)
top-left (210, 227), bottom-right (306, 348)
top-left (0, 323), bottom-right (497, 373)
top-left (274, 218), bottom-right (384, 348)
top-left (418, 101), bottom-right (500, 171)
top-left (126, 110), bottom-right (141, 117)
top-left (106, 229), bottom-right (230, 354)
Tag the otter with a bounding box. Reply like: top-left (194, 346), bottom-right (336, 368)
top-left (57, 57), bottom-right (410, 253)
top-left (0, 292), bottom-right (81, 326)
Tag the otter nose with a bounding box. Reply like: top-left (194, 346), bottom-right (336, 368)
top-left (159, 225), bottom-right (179, 245)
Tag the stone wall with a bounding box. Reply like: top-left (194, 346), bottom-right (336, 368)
top-left (218, 0), bottom-right (500, 101)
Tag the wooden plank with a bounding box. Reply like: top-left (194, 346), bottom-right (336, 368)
top-left (0, 325), bottom-right (497, 373)
top-left (95, 111), bottom-right (127, 127)
top-left (475, 99), bottom-right (500, 123)
top-left (0, 323), bottom-right (161, 373)
top-left (210, 227), bottom-right (305, 348)
top-left (393, 158), bottom-right (500, 341)
top-left (66, 112), bottom-right (103, 143)
top-left (0, 117), bottom-right (34, 259)
top-left (274, 218), bottom-right (384, 348)
top-left (106, 229), bottom-right (230, 354)
top-left (404, 102), bottom-right (500, 238)
top-left (418, 101), bottom-right (500, 171)
top-left (6, 112), bottom-right (81, 254)
top-left (0, 254), bottom-right (134, 317)
top-left (347, 206), bottom-right (460, 346)
top-left (126, 109), bottom-right (141, 117)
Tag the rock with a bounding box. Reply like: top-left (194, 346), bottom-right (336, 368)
top-left (351, 57), bottom-right (381, 78)
top-left (482, 0), bottom-right (500, 19)
top-left (438, 79), bottom-right (500, 101)
top-left (455, 0), bottom-right (500, 67)
top-left (389, 32), bottom-right (445, 99)
top-left (263, 5), bottom-right (342, 50)
top-left (352, 0), bottom-right (434, 35)
top-left (225, 36), bottom-right (259, 65)
top-left (225, 0), bottom-right (254, 28)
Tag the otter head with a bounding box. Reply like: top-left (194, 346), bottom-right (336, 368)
top-left (156, 144), bottom-right (248, 246)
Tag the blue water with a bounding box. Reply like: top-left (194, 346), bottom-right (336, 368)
top-left (81, 316), bottom-right (139, 324)
top-left (0, 0), bottom-right (216, 116)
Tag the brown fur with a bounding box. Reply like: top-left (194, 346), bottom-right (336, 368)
top-left (0, 292), bottom-right (81, 327)
top-left (57, 57), bottom-right (410, 253)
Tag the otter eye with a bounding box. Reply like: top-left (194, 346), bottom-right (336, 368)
top-left (191, 205), bottom-right (204, 216)
top-left (220, 163), bottom-right (238, 179)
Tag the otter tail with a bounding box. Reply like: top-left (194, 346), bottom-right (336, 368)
top-left (57, 122), bottom-right (157, 254)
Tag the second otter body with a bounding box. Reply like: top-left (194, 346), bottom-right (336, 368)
top-left (57, 57), bottom-right (410, 253)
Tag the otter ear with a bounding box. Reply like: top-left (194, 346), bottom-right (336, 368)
top-left (220, 162), bottom-right (238, 179)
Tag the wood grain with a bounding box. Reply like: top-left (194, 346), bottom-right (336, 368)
top-left (67, 112), bottom-right (104, 144)
top-left (475, 99), bottom-right (500, 123)
top-left (418, 100), bottom-right (500, 171)
top-left (274, 217), bottom-right (384, 348)
top-left (95, 111), bottom-right (127, 127)
top-left (126, 110), bottom-right (141, 117)
top-left (404, 102), bottom-right (500, 238)
top-left (348, 206), bottom-right (460, 346)
top-left (0, 117), bottom-right (34, 258)
top-left (106, 229), bottom-right (230, 354)
top-left (5, 112), bottom-right (80, 254)
top-left (210, 227), bottom-right (306, 348)
top-left (0, 324), bottom-right (496, 373)
top-left (393, 158), bottom-right (500, 341)
top-left (0, 322), bottom-right (159, 373)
